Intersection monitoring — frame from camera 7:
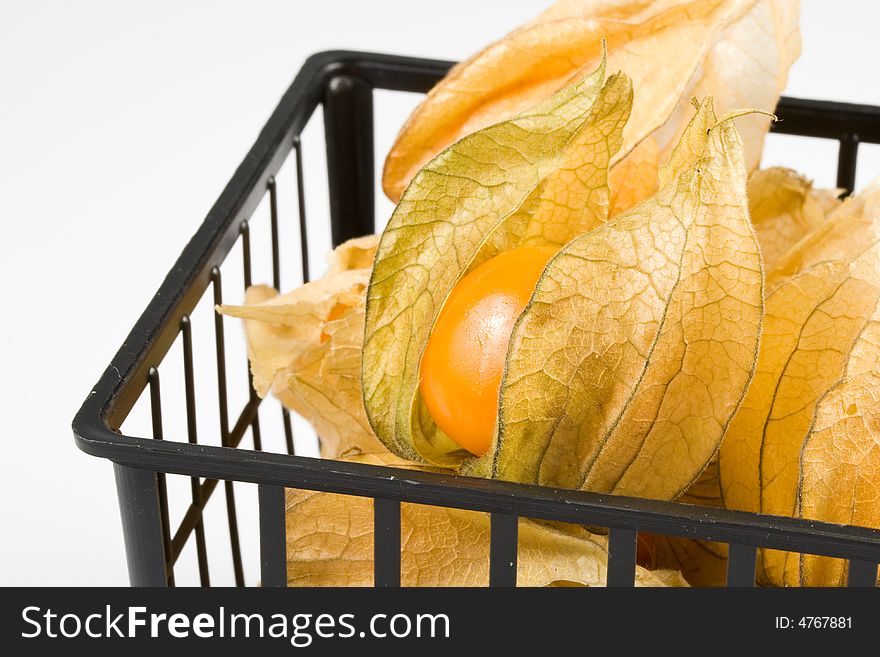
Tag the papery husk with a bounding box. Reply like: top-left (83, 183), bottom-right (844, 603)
top-left (285, 452), bottom-right (689, 587)
top-left (493, 100), bottom-right (763, 499)
top-left (219, 236), bottom-right (384, 458)
top-left (382, 0), bottom-right (800, 211)
top-left (719, 177), bottom-right (880, 586)
top-left (364, 57), bottom-right (634, 466)
top-left (748, 167), bottom-right (842, 271)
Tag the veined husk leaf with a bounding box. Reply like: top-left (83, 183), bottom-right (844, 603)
top-left (285, 452), bottom-right (688, 587)
top-left (767, 178), bottom-right (880, 292)
top-left (718, 180), bottom-right (880, 585)
top-left (649, 0), bottom-right (799, 173)
top-left (495, 99), bottom-right (762, 499)
top-left (608, 136), bottom-right (659, 218)
top-left (798, 304), bottom-right (880, 586)
top-left (748, 167), bottom-right (842, 271)
top-left (363, 59), bottom-right (634, 465)
top-left (382, 0), bottom-right (799, 206)
top-left (219, 236), bottom-right (384, 459)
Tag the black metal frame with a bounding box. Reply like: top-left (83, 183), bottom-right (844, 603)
top-left (73, 51), bottom-right (880, 588)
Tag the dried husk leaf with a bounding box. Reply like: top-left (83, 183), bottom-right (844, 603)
top-left (767, 178), bottom-right (880, 291)
top-left (719, 181), bottom-right (880, 585)
top-left (650, 0), bottom-right (799, 172)
top-left (219, 236), bottom-right (384, 458)
top-left (494, 100), bottom-right (763, 499)
top-left (363, 60), bottom-right (634, 466)
top-left (748, 167), bottom-right (841, 271)
top-left (382, 0), bottom-right (799, 205)
top-left (327, 234), bottom-right (381, 274)
top-left (608, 136), bottom-right (659, 218)
top-left (285, 452), bottom-right (688, 587)
top-left (798, 305), bottom-right (880, 586)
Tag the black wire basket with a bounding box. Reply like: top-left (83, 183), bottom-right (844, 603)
top-left (73, 51), bottom-right (880, 588)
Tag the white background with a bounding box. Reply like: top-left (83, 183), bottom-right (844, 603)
top-left (1, 0), bottom-right (879, 586)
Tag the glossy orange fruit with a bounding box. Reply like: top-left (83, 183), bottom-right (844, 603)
top-left (419, 245), bottom-right (558, 456)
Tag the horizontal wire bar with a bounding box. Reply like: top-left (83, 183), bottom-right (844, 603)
top-left (114, 432), bottom-right (880, 566)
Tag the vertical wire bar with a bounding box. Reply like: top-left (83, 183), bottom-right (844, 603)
top-left (726, 543), bottom-right (757, 587)
top-left (148, 367), bottom-right (175, 586)
top-left (268, 176), bottom-right (281, 290)
top-left (268, 177), bottom-right (296, 455)
top-left (270, 176), bottom-right (293, 454)
top-left (291, 137), bottom-right (308, 455)
top-left (294, 136), bottom-right (310, 283)
top-left (181, 315), bottom-right (210, 586)
top-left (606, 527), bottom-right (637, 587)
top-left (373, 498), bottom-right (401, 587)
top-left (212, 269), bottom-right (245, 586)
top-left (259, 484), bottom-right (287, 587)
top-left (847, 559), bottom-right (878, 587)
top-left (240, 220), bottom-right (254, 289)
top-left (836, 133), bottom-right (860, 195)
top-left (240, 220), bottom-right (263, 452)
top-left (489, 513), bottom-right (518, 587)
top-left (249, 392), bottom-right (264, 453)
top-left (250, 408), bottom-right (263, 452)
top-left (282, 410), bottom-right (295, 455)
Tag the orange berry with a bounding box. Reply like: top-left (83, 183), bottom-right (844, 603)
top-left (419, 246), bottom-right (557, 456)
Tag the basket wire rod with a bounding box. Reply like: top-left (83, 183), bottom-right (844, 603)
top-left (373, 498), bottom-right (401, 587)
top-left (268, 176), bottom-right (282, 290)
top-left (287, 137), bottom-right (308, 454)
top-left (726, 543), bottom-right (758, 587)
top-left (212, 269), bottom-right (245, 586)
top-left (180, 315), bottom-right (211, 585)
top-left (240, 219), bottom-right (254, 290)
top-left (240, 220), bottom-right (264, 452)
top-left (847, 559), bottom-right (878, 587)
top-left (293, 135), bottom-right (310, 283)
top-left (259, 484), bottom-right (288, 587)
top-left (489, 513), bottom-right (518, 587)
top-left (836, 133), bottom-right (860, 195)
top-left (606, 527), bottom-right (638, 587)
top-left (267, 177), bottom-right (297, 456)
top-left (148, 367), bottom-right (175, 586)
top-left (282, 410), bottom-right (295, 456)
top-left (170, 394), bottom-right (260, 561)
